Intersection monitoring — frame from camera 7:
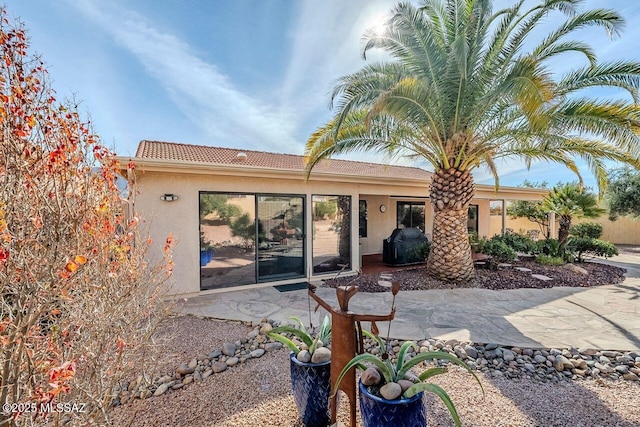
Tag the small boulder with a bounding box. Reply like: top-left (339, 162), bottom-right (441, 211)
top-left (564, 264), bottom-right (588, 275)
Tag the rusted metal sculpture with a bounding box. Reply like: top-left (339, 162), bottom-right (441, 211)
top-left (308, 283), bottom-right (396, 427)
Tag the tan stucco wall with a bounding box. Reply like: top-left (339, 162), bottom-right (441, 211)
top-left (574, 216), bottom-right (640, 245)
top-left (130, 166), bottom-right (551, 296)
top-left (358, 195), bottom-right (391, 255)
top-left (133, 171), bottom-right (438, 296)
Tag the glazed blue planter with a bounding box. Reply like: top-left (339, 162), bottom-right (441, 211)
top-left (359, 380), bottom-right (427, 427)
top-left (200, 248), bottom-right (215, 266)
top-left (289, 352), bottom-right (331, 427)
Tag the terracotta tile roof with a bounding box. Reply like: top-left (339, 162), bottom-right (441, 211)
top-left (135, 140), bottom-right (432, 181)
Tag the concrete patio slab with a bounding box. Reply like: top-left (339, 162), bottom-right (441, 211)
top-left (178, 253), bottom-right (640, 351)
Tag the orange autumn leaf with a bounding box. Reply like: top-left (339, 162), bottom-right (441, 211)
top-left (65, 260), bottom-right (78, 273)
top-left (74, 255), bottom-right (87, 265)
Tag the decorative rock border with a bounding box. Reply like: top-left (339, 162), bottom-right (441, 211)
top-left (371, 338), bottom-right (640, 383)
top-left (110, 319), bottom-right (640, 408)
top-left (110, 319), bottom-right (285, 407)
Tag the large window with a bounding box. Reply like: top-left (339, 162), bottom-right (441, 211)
top-left (396, 202), bottom-right (425, 232)
top-left (312, 195), bottom-right (351, 274)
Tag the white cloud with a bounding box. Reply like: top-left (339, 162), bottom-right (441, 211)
top-left (73, 0), bottom-right (299, 153)
top-left (280, 0), bottom-right (396, 122)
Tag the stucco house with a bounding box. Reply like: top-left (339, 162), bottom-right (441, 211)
top-left (117, 140), bottom-right (547, 297)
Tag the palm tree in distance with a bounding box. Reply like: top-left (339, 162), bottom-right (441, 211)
top-left (542, 183), bottom-right (605, 248)
top-left (304, 0), bottom-right (640, 283)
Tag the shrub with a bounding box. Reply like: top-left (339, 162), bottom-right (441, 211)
top-left (469, 232), bottom-right (487, 253)
top-left (407, 240), bottom-right (431, 261)
top-left (0, 13), bottom-right (172, 426)
top-left (567, 238), bottom-right (619, 262)
top-left (314, 201), bottom-right (337, 219)
top-left (481, 240), bottom-right (516, 262)
top-left (535, 238), bottom-right (562, 257)
top-left (490, 232), bottom-right (536, 253)
top-left (535, 254), bottom-right (565, 266)
top-left (569, 222), bottom-right (603, 239)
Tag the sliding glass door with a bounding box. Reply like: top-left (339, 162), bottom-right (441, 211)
top-left (199, 193), bottom-right (256, 290)
top-left (257, 195), bottom-right (305, 281)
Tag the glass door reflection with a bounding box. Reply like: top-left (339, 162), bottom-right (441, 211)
top-left (257, 195), bottom-right (305, 281)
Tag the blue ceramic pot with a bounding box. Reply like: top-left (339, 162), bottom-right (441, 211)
top-left (289, 352), bottom-right (331, 427)
top-left (359, 380), bottom-right (427, 427)
top-left (200, 250), bottom-right (210, 266)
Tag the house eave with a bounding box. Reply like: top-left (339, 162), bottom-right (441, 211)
top-left (114, 156), bottom-right (432, 187)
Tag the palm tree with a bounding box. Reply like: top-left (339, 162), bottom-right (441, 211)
top-left (542, 183), bottom-right (605, 247)
top-left (304, 0), bottom-right (640, 282)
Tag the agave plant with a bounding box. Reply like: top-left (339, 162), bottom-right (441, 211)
top-left (268, 316), bottom-right (331, 358)
top-left (335, 335), bottom-right (482, 426)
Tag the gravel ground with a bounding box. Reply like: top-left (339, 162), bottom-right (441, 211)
top-left (324, 261), bottom-right (626, 293)
top-left (109, 315), bottom-right (640, 427)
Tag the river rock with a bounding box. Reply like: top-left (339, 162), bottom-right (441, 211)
top-left (212, 362), bottom-right (227, 373)
top-left (176, 364), bottom-right (195, 375)
top-left (398, 379), bottom-right (414, 392)
top-left (222, 342), bottom-right (237, 357)
top-left (503, 349), bottom-right (515, 362)
top-left (554, 355), bottom-right (572, 372)
top-left (153, 383), bottom-right (170, 397)
top-left (361, 367), bottom-right (382, 386)
top-left (265, 342), bottom-right (283, 352)
top-left (380, 382), bottom-right (402, 400)
top-left (464, 345), bottom-right (478, 359)
top-left (226, 357), bottom-right (239, 367)
top-left (311, 347), bottom-right (331, 364)
top-left (251, 349), bottom-right (265, 358)
top-left (259, 323), bottom-right (273, 334)
top-left (297, 350), bottom-right (311, 363)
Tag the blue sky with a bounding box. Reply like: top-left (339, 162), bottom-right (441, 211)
top-left (10, 0), bottom-right (640, 189)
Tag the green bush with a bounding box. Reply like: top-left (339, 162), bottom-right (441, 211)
top-left (567, 238), bottom-right (618, 262)
top-left (481, 240), bottom-right (516, 262)
top-left (469, 232), bottom-right (487, 253)
top-left (490, 232), bottom-right (536, 253)
top-left (314, 201), bottom-right (337, 219)
top-left (535, 254), bottom-right (566, 266)
top-left (569, 222), bottom-right (603, 239)
top-left (408, 240), bottom-right (431, 261)
top-left (535, 239), bottom-right (562, 257)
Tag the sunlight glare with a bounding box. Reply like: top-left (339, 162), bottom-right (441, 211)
top-left (367, 12), bottom-right (389, 37)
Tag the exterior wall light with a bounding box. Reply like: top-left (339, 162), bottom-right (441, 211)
top-left (160, 194), bottom-right (178, 202)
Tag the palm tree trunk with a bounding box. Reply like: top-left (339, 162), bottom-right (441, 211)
top-left (427, 168), bottom-right (475, 282)
top-left (558, 214), bottom-right (571, 247)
